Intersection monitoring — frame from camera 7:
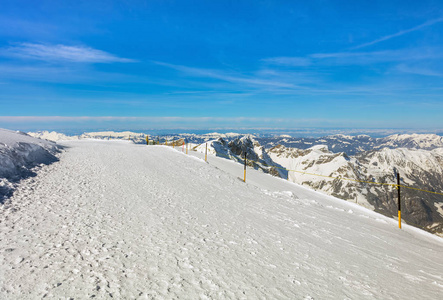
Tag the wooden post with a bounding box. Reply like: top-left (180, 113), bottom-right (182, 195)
top-left (205, 143), bottom-right (208, 162)
top-left (397, 172), bottom-right (401, 229)
top-left (146, 136), bottom-right (149, 145)
top-left (243, 152), bottom-right (247, 182)
top-left (186, 142), bottom-right (188, 154)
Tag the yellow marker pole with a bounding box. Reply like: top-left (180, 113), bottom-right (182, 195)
top-left (397, 172), bottom-right (401, 229)
top-left (146, 136), bottom-right (149, 145)
top-left (205, 143), bottom-right (208, 162)
top-left (128, 135), bottom-right (131, 141)
top-left (243, 152), bottom-right (247, 182)
top-left (186, 143), bottom-right (188, 154)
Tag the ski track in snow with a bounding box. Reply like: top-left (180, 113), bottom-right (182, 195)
top-left (0, 140), bottom-right (442, 299)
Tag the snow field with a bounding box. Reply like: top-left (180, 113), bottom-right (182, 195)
top-left (0, 140), bottom-right (442, 299)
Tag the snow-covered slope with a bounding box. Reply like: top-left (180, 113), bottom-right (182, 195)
top-left (0, 140), bottom-right (442, 299)
top-left (0, 129), bottom-right (60, 203)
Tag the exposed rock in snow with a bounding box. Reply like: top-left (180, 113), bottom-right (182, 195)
top-left (193, 136), bottom-right (287, 178)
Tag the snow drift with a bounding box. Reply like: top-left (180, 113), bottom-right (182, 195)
top-left (0, 128), bottom-right (60, 203)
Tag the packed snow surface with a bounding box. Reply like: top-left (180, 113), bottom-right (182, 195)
top-left (0, 140), bottom-right (442, 299)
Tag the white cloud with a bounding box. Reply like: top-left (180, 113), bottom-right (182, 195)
top-left (261, 56), bottom-right (311, 66)
top-left (0, 43), bottom-right (136, 63)
top-left (351, 17), bottom-right (443, 50)
top-left (395, 64), bottom-right (443, 77)
top-left (154, 61), bottom-right (299, 88)
top-left (309, 47), bottom-right (443, 65)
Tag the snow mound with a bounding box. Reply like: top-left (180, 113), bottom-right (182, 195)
top-left (0, 128), bottom-right (60, 203)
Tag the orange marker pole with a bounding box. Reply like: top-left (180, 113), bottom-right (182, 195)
top-left (397, 172), bottom-right (401, 229)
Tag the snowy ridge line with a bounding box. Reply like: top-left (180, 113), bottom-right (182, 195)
top-left (188, 142), bottom-right (443, 198)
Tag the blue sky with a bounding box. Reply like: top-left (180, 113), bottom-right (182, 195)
top-left (0, 0), bottom-right (443, 132)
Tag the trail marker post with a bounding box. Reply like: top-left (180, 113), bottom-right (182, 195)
top-left (397, 172), bottom-right (401, 229)
top-left (243, 152), bottom-right (247, 182)
top-left (146, 136), bottom-right (149, 145)
top-left (205, 143), bottom-right (208, 162)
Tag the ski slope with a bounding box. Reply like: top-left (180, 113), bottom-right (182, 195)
top-left (0, 140), bottom-right (442, 299)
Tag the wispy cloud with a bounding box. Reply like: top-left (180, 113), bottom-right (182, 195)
top-left (351, 17), bottom-right (443, 50)
top-left (310, 49), bottom-right (407, 65)
top-left (267, 47), bottom-right (443, 66)
top-left (261, 56), bottom-right (311, 66)
top-left (395, 64), bottom-right (443, 77)
top-left (0, 43), bottom-right (136, 63)
top-left (154, 61), bottom-right (300, 89)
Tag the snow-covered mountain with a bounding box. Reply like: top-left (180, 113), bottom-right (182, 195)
top-left (0, 129), bottom-right (60, 203)
top-left (28, 131), bottom-right (79, 141)
top-left (260, 134), bottom-right (377, 155)
top-left (260, 133), bottom-right (443, 155)
top-left (193, 136), bottom-right (287, 178)
top-left (80, 131), bottom-right (146, 140)
top-left (268, 145), bottom-right (443, 235)
top-left (267, 144), bottom-right (369, 204)
top-left (376, 133), bottom-right (443, 150)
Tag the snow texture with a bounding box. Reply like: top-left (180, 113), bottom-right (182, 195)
top-left (0, 129), bottom-right (60, 203)
top-left (0, 140), bottom-right (442, 299)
